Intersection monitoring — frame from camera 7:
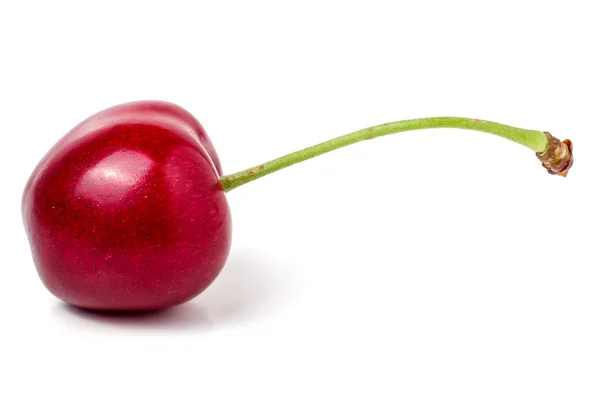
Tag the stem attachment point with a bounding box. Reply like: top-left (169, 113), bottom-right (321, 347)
top-left (536, 132), bottom-right (574, 177)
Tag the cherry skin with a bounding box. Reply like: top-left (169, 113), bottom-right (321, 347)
top-left (88, 100), bottom-right (224, 175)
top-left (22, 101), bottom-right (232, 311)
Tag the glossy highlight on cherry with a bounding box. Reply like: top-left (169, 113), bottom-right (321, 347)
top-left (21, 100), bottom-right (574, 312)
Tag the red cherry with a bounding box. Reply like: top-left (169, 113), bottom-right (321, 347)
top-left (22, 101), bottom-right (572, 312)
top-left (22, 101), bottom-right (231, 311)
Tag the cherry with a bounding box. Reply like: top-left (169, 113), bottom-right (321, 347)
top-left (22, 101), bottom-right (231, 310)
top-left (22, 101), bottom-right (574, 311)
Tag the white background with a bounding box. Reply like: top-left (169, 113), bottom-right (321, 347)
top-left (1, 1), bottom-right (599, 399)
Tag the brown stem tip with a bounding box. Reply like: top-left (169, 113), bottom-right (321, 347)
top-left (536, 132), bottom-right (573, 177)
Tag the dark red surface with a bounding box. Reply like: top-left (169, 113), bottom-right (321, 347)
top-left (22, 101), bottom-right (232, 311)
top-left (85, 100), bottom-right (224, 175)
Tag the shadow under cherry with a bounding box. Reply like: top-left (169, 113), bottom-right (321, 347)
top-left (54, 249), bottom-right (291, 332)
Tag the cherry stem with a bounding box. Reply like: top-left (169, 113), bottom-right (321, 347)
top-left (219, 116), bottom-right (573, 192)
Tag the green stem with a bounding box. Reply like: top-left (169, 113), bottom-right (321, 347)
top-left (219, 116), bottom-right (558, 192)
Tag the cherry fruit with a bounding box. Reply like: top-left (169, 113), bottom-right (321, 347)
top-left (22, 101), bottom-right (573, 311)
top-left (22, 101), bottom-right (231, 310)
